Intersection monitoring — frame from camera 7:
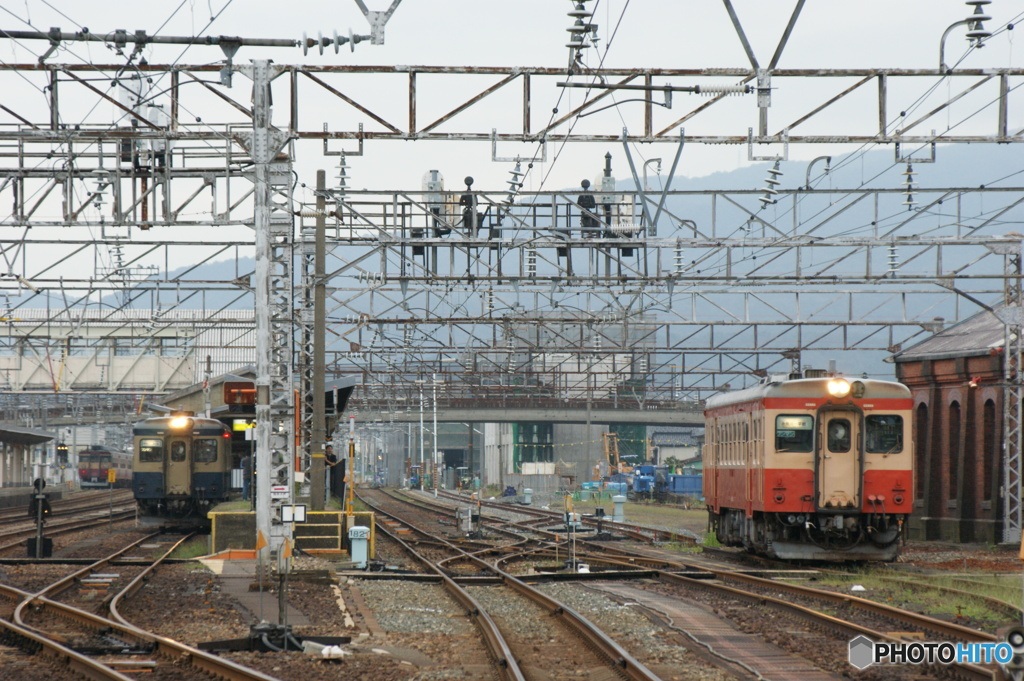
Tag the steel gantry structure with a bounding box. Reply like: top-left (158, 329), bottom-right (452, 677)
top-left (0, 1), bottom-right (1023, 539)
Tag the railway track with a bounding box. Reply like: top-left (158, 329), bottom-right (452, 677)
top-left (0, 490), bottom-right (134, 524)
top-left (0, 510), bottom-right (139, 556)
top-left (0, 489), bottom-right (139, 557)
top-left (398, 488), bottom-right (1004, 680)
top-left (359, 487), bottom-right (662, 681)
top-left (0, 530), bottom-right (282, 681)
top-left (436, 488), bottom-right (698, 545)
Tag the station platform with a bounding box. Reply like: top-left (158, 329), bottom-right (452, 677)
top-left (0, 484), bottom-right (65, 509)
top-left (200, 556), bottom-right (309, 626)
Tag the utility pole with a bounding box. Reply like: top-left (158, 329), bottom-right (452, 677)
top-left (251, 59), bottom-right (295, 571)
top-left (310, 170), bottom-right (327, 510)
top-left (203, 355), bottom-right (212, 418)
top-left (416, 380), bottom-right (425, 489)
top-left (432, 372), bottom-right (438, 495)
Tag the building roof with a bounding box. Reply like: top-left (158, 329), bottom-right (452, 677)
top-left (651, 428), bottom-right (704, 447)
top-left (891, 308), bottom-right (1004, 363)
top-left (159, 366), bottom-right (257, 405)
top-left (0, 425), bottom-right (54, 445)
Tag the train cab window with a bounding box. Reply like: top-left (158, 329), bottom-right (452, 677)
top-left (139, 439), bottom-right (163, 462)
top-left (170, 441), bottom-right (187, 462)
top-left (776, 415), bottom-right (814, 452)
top-left (865, 415), bottom-right (903, 453)
top-left (827, 419), bottom-right (852, 453)
top-left (194, 439), bottom-right (218, 463)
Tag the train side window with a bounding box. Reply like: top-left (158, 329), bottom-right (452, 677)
top-left (827, 419), bottom-right (852, 453)
top-left (775, 415), bottom-right (813, 452)
top-left (865, 415), bottom-right (903, 453)
top-left (194, 439), bottom-right (218, 463)
top-left (139, 439), bottom-right (163, 462)
top-left (171, 441), bottom-right (187, 462)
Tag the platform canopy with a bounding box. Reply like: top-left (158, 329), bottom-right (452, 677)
top-left (0, 425), bottom-right (53, 445)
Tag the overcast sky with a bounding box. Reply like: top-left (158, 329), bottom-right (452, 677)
top-left (1, 1), bottom-right (1022, 196)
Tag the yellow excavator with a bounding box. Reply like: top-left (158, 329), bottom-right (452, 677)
top-left (602, 432), bottom-right (632, 477)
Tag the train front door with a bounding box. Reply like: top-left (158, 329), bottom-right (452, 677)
top-left (816, 413), bottom-right (861, 509)
top-left (166, 439), bottom-right (191, 496)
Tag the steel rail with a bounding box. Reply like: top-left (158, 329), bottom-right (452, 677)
top-left (438, 489), bottom-right (693, 546)
top-left (433, 490), bottom-right (1004, 644)
top-left (824, 570), bottom-right (1024, 624)
top-left (3, 536), bottom-right (283, 681)
top-left (484, 541), bottom-right (999, 681)
top-left (0, 509), bottom-right (138, 551)
top-left (654, 571), bottom-right (994, 681)
top-left (367, 500), bottom-right (527, 680)
top-left (0, 615), bottom-right (134, 681)
top-left (717, 569), bottom-right (997, 644)
top-left (13, 531), bottom-right (162, 618)
top-left (106, 533), bottom-right (195, 622)
top-left (0, 489), bottom-right (134, 522)
top-left (361, 489), bottom-right (663, 681)
top-left (5, 584), bottom-right (283, 681)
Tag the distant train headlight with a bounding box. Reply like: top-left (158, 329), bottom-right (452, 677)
top-left (827, 378), bottom-right (851, 397)
top-left (170, 416), bottom-right (194, 430)
top-left (893, 494), bottom-right (905, 505)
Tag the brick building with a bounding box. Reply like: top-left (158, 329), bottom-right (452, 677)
top-left (890, 310), bottom-right (1005, 543)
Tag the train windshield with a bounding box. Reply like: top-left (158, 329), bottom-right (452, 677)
top-left (170, 441), bottom-right (187, 462)
top-left (865, 415), bottom-right (904, 453)
top-left (80, 453), bottom-right (111, 464)
top-left (827, 419), bottom-right (852, 452)
top-left (194, 439), bottom-right (218, 463)
top-left (139, 439), bottom-right (163, 462)
top-left (776, 415), bottom-right (814, 452)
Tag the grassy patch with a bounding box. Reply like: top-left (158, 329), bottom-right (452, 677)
top-left (812, 572), bottom-right (1016, 624)
top-left (701, 531), bottom-right (721, 547)
top-left (210, 500), bottom-right (252, 512)
top-left (662, 541), bottom-right (703, 554)
top-left (168, 536), bottom-right (211, 560)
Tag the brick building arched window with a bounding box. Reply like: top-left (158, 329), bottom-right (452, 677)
top-left (983, 399), bottom-right (996, 502)
top-left (915, 403), bottom-right (928, 499)
top-left (948, 401), bottom-right (961, 501)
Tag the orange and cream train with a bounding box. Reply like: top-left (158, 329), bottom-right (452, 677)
top-left (703, 374), bottom-right (913, 560)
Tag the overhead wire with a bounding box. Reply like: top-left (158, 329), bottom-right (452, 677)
top-left (501, 0), bottom-right (637, 243)
top-left (0, 0), bottom-right (240, 321)
top-left (413, 2), bottom-right (632, 328)
top-left (682, 12), bottom-right (1024, 290)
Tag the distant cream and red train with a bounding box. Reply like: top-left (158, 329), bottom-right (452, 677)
top-left (703, 374), bottom-right (913, 561)
top-left (78, 445), bottom-right (133, 488)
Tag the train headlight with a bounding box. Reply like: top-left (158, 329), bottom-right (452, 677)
top-left (169, 416), bottom-right (194, 430)
top-left (827, 378), bottom-right (851, 398)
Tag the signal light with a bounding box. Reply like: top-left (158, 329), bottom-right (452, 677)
top-left (1001, 626), bottom-right (1024, 680)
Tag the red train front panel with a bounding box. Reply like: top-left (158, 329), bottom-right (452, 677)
top-left (704, 376), bottom-right (913, 560)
